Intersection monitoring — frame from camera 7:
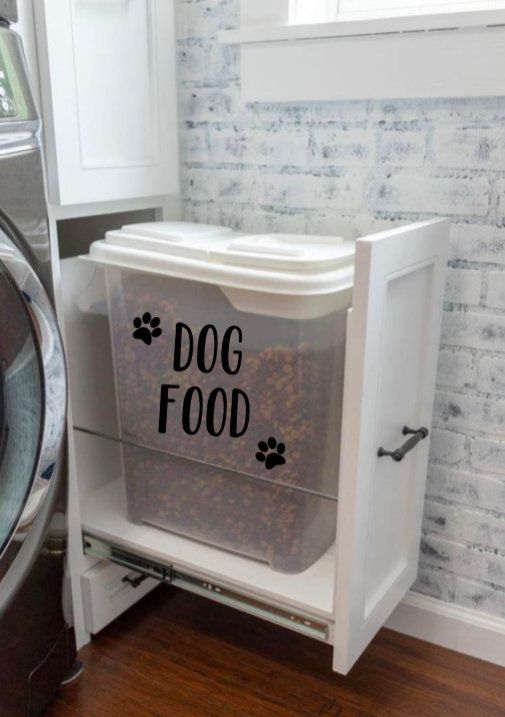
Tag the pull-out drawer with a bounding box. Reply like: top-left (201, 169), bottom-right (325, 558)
top-left (65, 219), bottom-right (449, 674)
top-left (81, 559), bottom-right (159, 635)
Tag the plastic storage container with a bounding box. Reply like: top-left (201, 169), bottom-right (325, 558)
top-left (85, 222), bottom-right (356, 572)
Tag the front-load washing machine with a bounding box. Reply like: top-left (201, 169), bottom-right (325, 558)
top-left (0, 3), bottom-right (76, 715)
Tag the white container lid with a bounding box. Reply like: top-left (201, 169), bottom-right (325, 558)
top-left (85, 221), bottom-right (355, 297)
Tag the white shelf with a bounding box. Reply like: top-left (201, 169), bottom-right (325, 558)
top-left (82, 478), bottom-right (336, 623)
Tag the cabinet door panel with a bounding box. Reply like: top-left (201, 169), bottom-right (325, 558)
top-left (35, 0), bottom-right (178, 205)
top-left (333, 220), bottom-right (449, 674)
top-left (72, 0), bottom-right (158, 169)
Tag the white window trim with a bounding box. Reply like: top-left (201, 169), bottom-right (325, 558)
top-left (219, 3), bottom-right (505, 101)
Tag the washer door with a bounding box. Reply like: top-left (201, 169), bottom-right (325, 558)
top-left (0, 226), bottom-right (66, 565)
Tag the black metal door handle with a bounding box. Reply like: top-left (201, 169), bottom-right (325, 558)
top-left (122, 573), bottom-right (148, 589)
top-left (377, 426), bottom-right (429, 463)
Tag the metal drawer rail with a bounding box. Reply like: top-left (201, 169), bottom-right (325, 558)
top-left (83, 533), bottom-right (329, 642)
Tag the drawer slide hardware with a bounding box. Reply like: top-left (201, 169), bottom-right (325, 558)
top-left (83, 533), bottom-right (329, 642)
top-left (377, 426), bottom-right (429, 463)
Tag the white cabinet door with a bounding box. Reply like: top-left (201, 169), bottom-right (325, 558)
top-left (34, 0), bottom-right (178, 206)
top-left (333, 219), bottom-right (449, 674)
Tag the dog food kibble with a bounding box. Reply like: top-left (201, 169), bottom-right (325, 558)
top-left (107, 270), bottom-right (347, 573)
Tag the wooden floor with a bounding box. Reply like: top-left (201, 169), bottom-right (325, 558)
top-left (46, 586), bottom-right (505, 717)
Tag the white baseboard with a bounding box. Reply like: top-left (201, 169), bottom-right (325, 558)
top-left (386, 591), bottom-right (505, 668)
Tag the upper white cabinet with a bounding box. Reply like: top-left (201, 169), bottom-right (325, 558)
top-left (34, 0), bottom-right (179, 206)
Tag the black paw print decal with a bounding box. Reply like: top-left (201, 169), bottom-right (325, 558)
top-left (256, 437), bottom-right (286, 471)
top-left (132, 312), bottom-right (162, 346)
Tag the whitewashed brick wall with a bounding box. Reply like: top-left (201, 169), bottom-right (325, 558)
top-left (177, 0), bottom-right (505, 618)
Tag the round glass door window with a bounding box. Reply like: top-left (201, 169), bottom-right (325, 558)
top-left (0, 266), bottom-right (42, 557)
